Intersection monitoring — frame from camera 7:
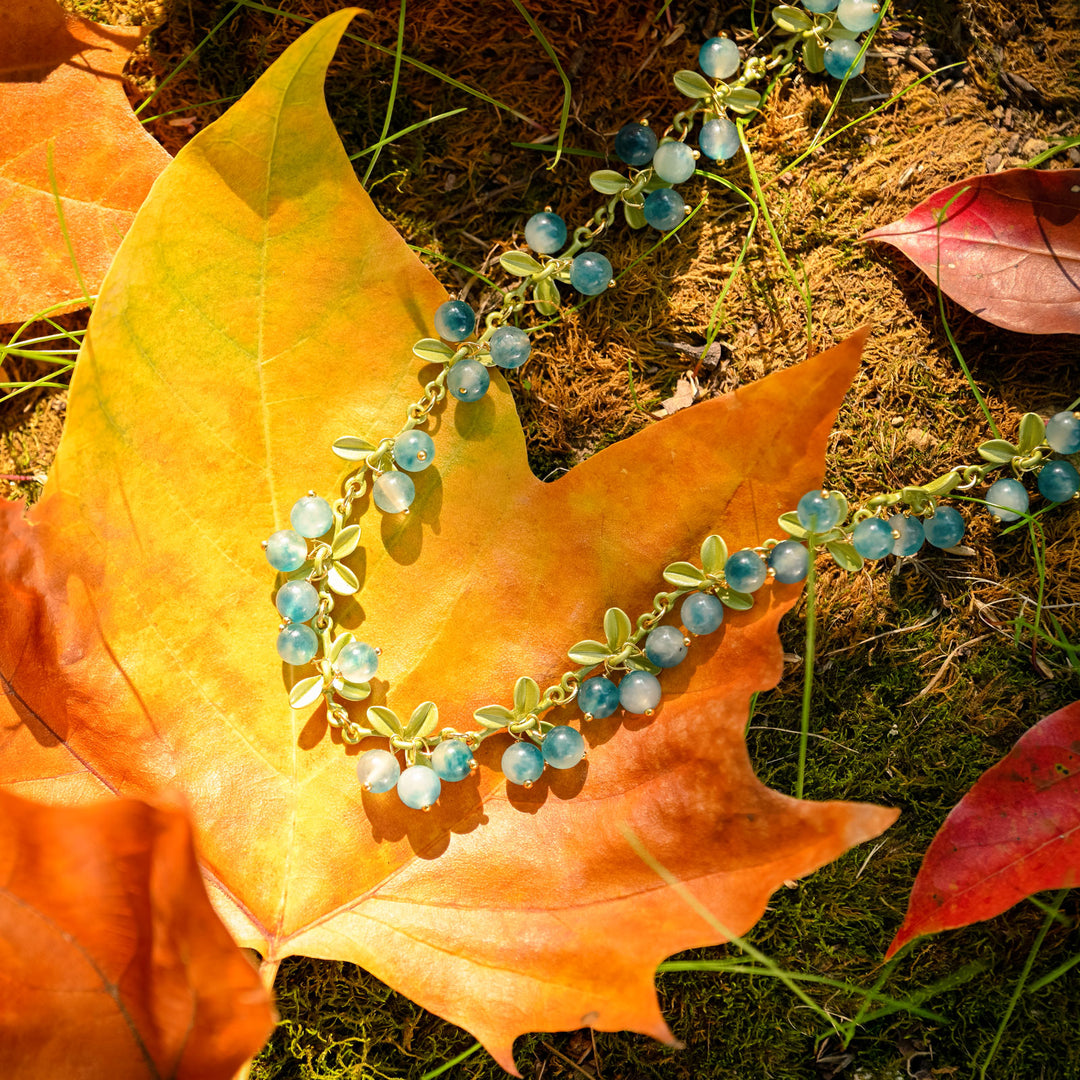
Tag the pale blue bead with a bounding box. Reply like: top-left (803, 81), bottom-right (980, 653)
top-left (502, 741), bottom-right (544, 785)
top-left (1038, 461), bottom-right (1080, 503)
top-left (490, 326), bottom-right (531, 369)
top-left (524, 211), bottom-right (567, 254)
top-left (769, 540), bottom-right (809, 583)
top-left (1046, 411), bottom-right (1080, 454)
top-left (613, 123), bottom-right (657, 167)
top-left (275, 579), bottom-right (319, 622)
top-left (699, 117), bottom-right (740, 161)
top-left (432, 740), bottom-right (473, 782)
top-left (337, 641), bottom-right (378, 682)
top-left (698, 37), bottom-right (740, 79)
top-left (290, 495), bottom-right (333, 538)
top-left (837, 0), bottom-right (881, 32)
top-left (542, 726), bottom-right (585, 769)
top-left (397, 764), bottom-right (441, 809)
top-left (619, 671), bottom-right (662, 714)
top-left (680, 593), bottom-right (724, 635)
top-left (985, 478), bottom-right (1029, 522)
top-left (824, 39), bottom-right (865, 79)
top-left (888, 514), bottom-right (924, 557)
top-left (644, 625), bottom-right (687, 668)
top-left (276, 623), bottom-right (318, 665)
top-left (265, 529), bottom-right (308, 572)
top-left (357, 748), bottom-right (400, 794)
top-left (373, 470), bottom-right (415, 514)
top-left (447, 359), bottom-right (490, 401)
top-left (852, 517), bottom-right (894, 559)
top-left (652, 141), bottom-right (696, 185)
top-left (725, 549), bottom-right (767, 592)
top-left (923, 506), bottom-right (966, 549)
top-left (803, 0), bottom-right (838, 9)
top-left (578, 676), bottom-right (620, 718)
top-left (569, 253), bottom-right (613, 296)
top-left (394, 429), bottom-right (435, 472)
top-left (643, 188), bottom-right (685, 231)
top-left (433, 300), bottom-right (475, 342)
top-left (797, 489), bottom-right (842, 532)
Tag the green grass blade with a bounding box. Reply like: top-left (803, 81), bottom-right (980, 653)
top-left (349, 108), bottom-right (466, 160)
top-left (420, 1042), bottom-right (482, 1079)
top-left (508, 0), bottom-right (571, 169)
top-left (362, 0), bottom-right (407, 186)
top-left (139, 95), bottom-right (243, 125)
top-left (46, 142), bottom-right (91, 308)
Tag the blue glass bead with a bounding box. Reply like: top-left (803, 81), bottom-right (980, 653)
top-left (524, 211), bottom-right (567, 254)
top-left (1038, 460), bottom-right (1080, 503)
top-left (394, 429), bottom-right (435, 473)
top-left (803, 0), bottom-right (838, 9)
top-left (432, 739), bottom-right (474, 782)
top-left (578, 676), bottom-right (620, 718)
top-left (837, 0), bottom-right (881, 32)
top-left (888, 514), bottom-right (924, 557)
top-left (769, 540), bottom-right (809, 583)
top-left (1046, 411), bottom-right (1080, 454)
top-left (652, 141), bottom-right (696, 185)
top-left (852, 517), bottom-right (894, 559)
top-left (290, 495), bottom-right (333, 538)
top-left (502, 741), bottom-right (544, 785)
top-left (681, 592), bottom-right (724, 635)
top-left (985, 478), bottom-right (1029, 522)
top-left (265, 529), bottom-right (308, 572)
top-left (275, 579), bottom-right (319, 622)
top-left (337, 641), bottom-right (378, 682)
top-left (397, 764), bottom-right (441, 809)
top-left (725, 549), bottom-right (767, 593)
top-left (276, 623), bottom-right (318, 665)
top-left (373, 470), bottom-right (415, 514)
top-left (542, 726), bottom-right (586, 769)
top-left (643, 188), bottom-right (686, 231)
top-left (433, 300), bottom-right (475, 342)
top-left (357, 748), bottom-right (400, 794)
top-left (824, 39), bottom-right (865, 79)
top-left (447, 359), bottom-right (490, 402)
top-left (490, 326), bottom-right (531, 369)
top-left (569, 252), bottom-right (613, 296)
top-left (619, 671), bottom-right (662, 714)
top-left (645, 625), bottom-right (688, 668)
top-left (923, 506), bottom-right (966, 549)
top-left (797, 489), bottom-right (843, 532)
top-left (698, 36), bottom-right (741, 79)
top-left (613, 122), bottom-right (658, 167)
top-left (699, 117), bottom-right (740, 161)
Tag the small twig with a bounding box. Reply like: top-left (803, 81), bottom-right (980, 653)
top-left (904, 634), bottom-right (992, 704)
top-left (818, 610), bottom-right (940, 658)
top-left (540, 1040), bottom-right (596, 1080)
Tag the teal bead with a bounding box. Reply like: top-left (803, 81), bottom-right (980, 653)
top-left (698, 37), bottom-right (740, 79)
top-left (888, 514), bottom-right (924, 556)
top-left (502, 741), bottom-right (544, 785)
top-left (680, 593), bottom-right (724, 635)
top-left (265, 529), bottom-right (308, 572)
top-left (1046, 411), bottom-right (1080, 454)
top-left (448, 359), bottom-right (490, 401)
top-left (570, 253), bottom-right (613, 296)
top-left (644, 625), bottom-right (687, 668)
top-left (643, 188), bottom-right (685, 231)
top-left (276, 623), bottom-right (318, 665)
top-left (524, 211), bottom-right (567, 254)
top-left (433, 300), bottom-right (475, 342)
top-left (397, 764), bottom-right (441, 809)
top-left (797, 489), bottom-right (843, 532)
top-left (275, 579), bottom-right (319, 622)
top-left (337, 641), bottom-right (378, 682)
top-left (613, 122), bottom-right (657, 167)
top-left (290, 495), bottom-right (333, 538)
top-left (985, 478), bottom-right (1029, 522)
top-left (824, 39), bottom-right (865, 79)
top-left (357, 749), bottom-right (400, 793)
top-left (490, 326), bottom-right (531, 369)
top-left (542, 726), bottom-right (585, 769)
top-left (837, 0), bottom-right (881, 32)
top-left (652, 140), bottom-right (696, 184)
top-left (852, 517), bottom-right (894, 559)
top-left (725, 549), bottom-right (767, 592)
top-left (768, 540), bottom-right (809, 583)
top-left (699, 117), bottom-right (740, 161)
top-left (394, 429), bottom-right (435, 472)
top-left (578, 676), bottom-right (620, 718)
top-left (1038, 460), bottom-right (1080, 503)
top-left (923, 506), bottom-right (966, 548)
top-left (432, 739), bottom-right (474, 782)
top-left (373, 470), bottom-right (415, 514)
top-left (619, 671), bottom-right (662, 714)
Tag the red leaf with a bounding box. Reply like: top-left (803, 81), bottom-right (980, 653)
top-left (863, 169), bottom-right (1080, 335)
top-left (887, 700), bottom-right (1080, 959)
